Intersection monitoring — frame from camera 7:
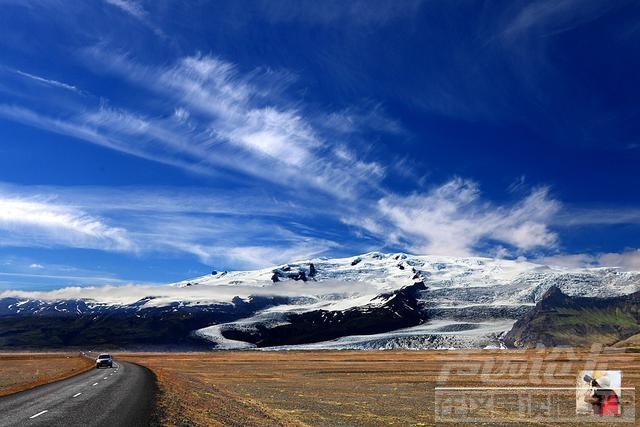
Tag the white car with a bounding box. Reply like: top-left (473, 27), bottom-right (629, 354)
top-left (95, 354), bottom-right (113, 369)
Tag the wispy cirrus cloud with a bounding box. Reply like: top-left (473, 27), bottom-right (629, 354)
top-left (1, 46), bottom-right (628, 267)
top-left (131, 213), bottom-right (339, 268)
top-left (344, 178), bottom-right (561, 257)
top-left (104, 0), bottom-right (146, 20)
top-left (0, 182), bottom-right (345, 268)
top-left (103, 0), bottom-right (165, 37)
top-left (554, 207), bottom-right (640, 226)
top-left (2, 50), bottom-right (388, 199)
top-left (0, 194), bottom-right (134, 252)
top-left (0, 254), bottom-right (146, 290)
top-left (0, 271), bottom-right (130, 284)
top-left (502, 0), bottom-right (616, 39)
top-left (0, 36), bottom-right (397, 229)
top-left (14, 69), bottom-right (80, 93)
top-left (113, 52), bottom-right (375, 195)
top-left (0, 104), bottom-right (216, 176)
top-left (324, 103), bottom-right (405, 135)
top-left (2, 179), bottom-right (634, 269)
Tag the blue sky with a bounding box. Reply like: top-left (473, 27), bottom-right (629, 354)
top-left (0, 0), bottom-right (639, 290)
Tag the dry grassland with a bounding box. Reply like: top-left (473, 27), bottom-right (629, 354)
top-left (0, 353), bottom-right (94, 397)
top-left (123, 349), bottom-right (640, 426)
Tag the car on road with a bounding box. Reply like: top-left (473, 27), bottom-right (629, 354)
top-left (96, 354), bottom-right (113, 369)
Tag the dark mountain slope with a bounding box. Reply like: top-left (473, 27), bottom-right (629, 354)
top-left (0, 296), bottom-right (289, 349)
top-left (504, 286), bottom-right (640, 348)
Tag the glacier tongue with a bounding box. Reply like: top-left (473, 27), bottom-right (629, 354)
top-left (262, 320), bottom-right (518, 351)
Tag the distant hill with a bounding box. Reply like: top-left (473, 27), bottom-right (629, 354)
top-left (504, 286), bottom-right (640, 348)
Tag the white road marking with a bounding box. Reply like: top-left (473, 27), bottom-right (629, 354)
top-left (73, 392), bottom-right (82, 398)
top-left (29, 410), bottom-right (48, 419)
top-left (92, 382), bottom-right (99, 386)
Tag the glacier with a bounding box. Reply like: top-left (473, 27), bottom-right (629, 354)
top-left (1, 252), bottom-right (638, 350)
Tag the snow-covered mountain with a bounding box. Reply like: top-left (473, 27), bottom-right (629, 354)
top-left (0, 252), bottom-right (638, 350)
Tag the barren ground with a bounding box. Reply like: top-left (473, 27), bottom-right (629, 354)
top-left (0, 353), bottom-right (93, 397)
top-left (123, 348), bottom-right (640, 426)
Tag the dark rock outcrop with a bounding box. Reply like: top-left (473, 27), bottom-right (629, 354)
top-left (309, 263), bottom-right (317, 278)
top-left (288, 271), bottom-right (307, 282)
top-left (221, 282), bottom-right (429, 347)
top-left (271, 266), bottom-right (308, 282)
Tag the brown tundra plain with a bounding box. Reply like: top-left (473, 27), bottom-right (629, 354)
top-left (0, 353), bottom-right (93, 397)
top-left (120, 348), bottom-right (640, 426)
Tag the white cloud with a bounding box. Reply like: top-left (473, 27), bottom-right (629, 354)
top-left (324, 103), bottom-right (404, 135)
top-left (1, 180), bottom-right (633, 272)
top-left (74, 50), bottom-right (388, 198)
top-left (173, 107), bottom-right (190, 123)
top-left (537, 249), bottom-right (640, 271)
top-left (0, 50), bottom-right (389, 200)
top-left (209, 241), bottom-right (337, 269)
top-left (104, 0), bottom-right (146, 20)
top-left (228, 107), bottom-right (317, 165)
top-left (0, 182), bottom-right (345, 269)
top-left (0, 279), bottom-right (381, 305)
top-left (0, 255), bottom-right (144, 289)
top-left (503, 0), bottom-right (614, 39)
top-left (346, 179), bottom-right (560, 256)
top-left (490, 188), bottom-right (560, 249)
top-left (507, 175), bottom-right (527, 193)
top-left (0, 271), bottom-right (128, 284)
top-left (14, 69), bottom-right (80, 93)
top-left (103, 0), bottom-right (166, 38)
top-left (131, 213), bottom-right (339, 268)
top-left (0, 194), bottom-right (134, 252)
top-left (0, 104), bottom-right (215, 177)
top-left (554, 207), bottom-right (640, 226)
top-left (158, 55), bottom-right (321, 169)
top-left (597, 251), bottom-right (640, 271)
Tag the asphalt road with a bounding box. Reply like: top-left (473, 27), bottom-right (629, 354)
top-left (0, 361), bottom-right (156, 427)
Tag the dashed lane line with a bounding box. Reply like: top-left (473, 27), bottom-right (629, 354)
top-left (25, 364), bottom-right (124, 422)
top-left (25, 361), bottom-right (123, 422)
top-left (29, 410), bottom-right (48, 419)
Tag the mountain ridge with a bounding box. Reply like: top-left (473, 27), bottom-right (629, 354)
top-left (0, 252), bottom-right (638, 350)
